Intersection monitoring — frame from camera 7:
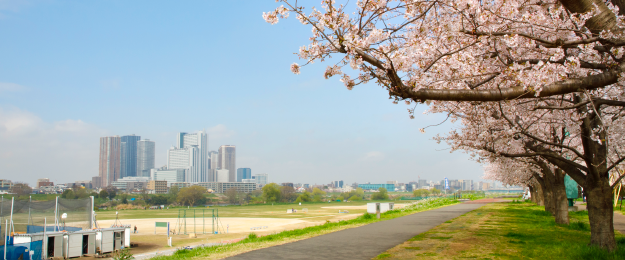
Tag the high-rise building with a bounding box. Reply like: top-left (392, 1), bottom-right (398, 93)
top-left (333, 180), bottom-right (344, 188)
top-left (99, 136), bottom-right (121, 187)
top-left (218, 145), bottom-right (236, 182)
top-left (168, 146), bottom-right (201, 182)
top-left (216, 169), bottom-right (229, 182)
top-left (254, 173), bottom-right (268, 185)
top-left (137, 139), bottom-right (155, 177)
top-left (169, 131), bottom-right (209, 182)
top-left (237, 168), bottom-right (251, 182)
top-left (120, 135), bottom-right (141, 178)
top-left (208, 150), bottom-right (219, 182)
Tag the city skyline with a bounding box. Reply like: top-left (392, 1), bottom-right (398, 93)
top-left (0, 1), bottom-right (485, 186)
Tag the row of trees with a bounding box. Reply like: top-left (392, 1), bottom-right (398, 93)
top-left (265, 0), bottom-right (625, 250)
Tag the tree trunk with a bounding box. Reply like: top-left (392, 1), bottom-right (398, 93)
top-left (552, 169), bottom-right (570, 225)
top-left (529, 185), bottom-right (537, 203)
top-left (542, 169), bottom-right (556, 215)
top-left (533, 181), bottom-right (545, 206)
top-left (586, 177), bottom-right (616, 250)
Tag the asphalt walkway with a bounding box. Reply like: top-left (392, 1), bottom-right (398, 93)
top-left (226, 202), bottom-right (487, 260)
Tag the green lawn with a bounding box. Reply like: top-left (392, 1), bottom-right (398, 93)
top-left (377, 201), bottom-right (625, 259)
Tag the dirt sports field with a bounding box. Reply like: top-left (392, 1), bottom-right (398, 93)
top-left (91, 202), bottom-right (412, 255)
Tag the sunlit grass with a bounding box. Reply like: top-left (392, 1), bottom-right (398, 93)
top-left (378, 202), bottom-right (625, 259)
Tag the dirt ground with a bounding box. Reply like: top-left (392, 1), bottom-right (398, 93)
top-left (96, 213), bottom-right (362, 257)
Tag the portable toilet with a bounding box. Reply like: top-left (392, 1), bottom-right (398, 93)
top-left (95, 229), bottom-right (115, 254)
top-left (65, 230), bottom-right (96, 258)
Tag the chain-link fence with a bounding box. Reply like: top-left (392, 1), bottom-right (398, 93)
top-left (0, 197), bottom-right (92, 235)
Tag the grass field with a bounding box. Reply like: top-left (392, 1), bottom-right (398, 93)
top-left (94, 200), bottom-right (404, 220)
top-left (151, 197), bottom-right (461, 260)
top-left (376, 201), bottom-right (625, 259)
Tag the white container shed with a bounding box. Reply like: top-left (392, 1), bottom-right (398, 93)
top-left (380, 203), bottom-right (394, 212)
top-left (41, 232), bottom-right (65, 259)
top-left (366, 202), bottom-right (394, 214)
top-left (95, 229), bottom-right (115, 254)
top-left (64, 230), bottom-right (96, 258)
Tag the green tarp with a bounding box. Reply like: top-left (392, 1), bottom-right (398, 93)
top-left (564, 175), bottom-right (579, 199)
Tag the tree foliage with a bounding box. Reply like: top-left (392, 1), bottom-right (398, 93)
top-left (371, 188), bottom-right (389, 200)
top-left (295, 191), bottom-right (312, 203)
top-left (11, 183), bottom-right (32, 196)
top-left (177, 186), bottom-right (206, 206)
top-left (312, 187), bottom-right (326, 202)
top-left (262, 183), bottom-right (281, 202)
top-left (413, 189), bottom-right (430, 198)
top-left (280, 186), bottom-right (297, 203)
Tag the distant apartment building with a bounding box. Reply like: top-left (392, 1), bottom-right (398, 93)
top-left (111, 176), bottom-right (149, 192)
top-left (387, 180), bottom-right (398, 185)
top-left (99, 136), bottom-right (122, 187)
top-left (137, 139), bottom-right (155, 177)
top-left (0, 179), bottom-right (13, 192)
top-left (36, 178), bottom-right (53, 189)
top-left (418, 179), bottom-right (428, 188)
top-left (120, 135), bottom-right (141, 178)
top-left (333, 180), bottom-right (344, 188)
top-left (358, 183), bottom-right (395, 192)
top-left (218, 145), bottom-right (236, 182)
top-left (281, 183), bottom-right (294, 188)
top-left (150, 169), bottom-right (185, 186)
top-left (170, 182), bottom-right (256, 194)
top-left (147, 180), bottom-right (168, 194)
top-left (237, 168), bottom-right (251, 182)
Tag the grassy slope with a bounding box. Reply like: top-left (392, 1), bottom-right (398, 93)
top-left (377, 201), bottom-right (625, 260)
top-left (150, 198), bottom-right (461, 260)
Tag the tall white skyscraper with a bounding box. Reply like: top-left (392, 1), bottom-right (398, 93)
top-left (208, 150), bottom-right (219, 182)
top-left (168, 131), bottom-right (209, 182)
top-left (137, 139), bottom-right (155, 177)
top-left (218, 145), bottom-right (236, 182)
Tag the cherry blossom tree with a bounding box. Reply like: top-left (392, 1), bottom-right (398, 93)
top-left (264, 0), bottom-right (625, 250)
top-left (436, 95), bottom-right (625, 249)
top-left (264, 0), bottom-right (625, 102)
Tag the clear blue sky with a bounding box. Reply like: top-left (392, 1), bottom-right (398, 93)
top-left (0, 0), bottom-right (484, 186)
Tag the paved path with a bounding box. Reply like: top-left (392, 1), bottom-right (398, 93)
top-left (226, 203), bottom-right (487, 260)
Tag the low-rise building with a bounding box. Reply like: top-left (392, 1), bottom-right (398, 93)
top-left (111, 177), bottom-right (149, 192)
top-left (151, 169), bottom-right (185, 186)
top-left (358, 183), bottom-right (395, 192)
top-left (0, 179), bottom-right (13, 192)
top-left (147, 180), bottom-right (168, 194)
top-left (170, 182), bottom-right (256, 194)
